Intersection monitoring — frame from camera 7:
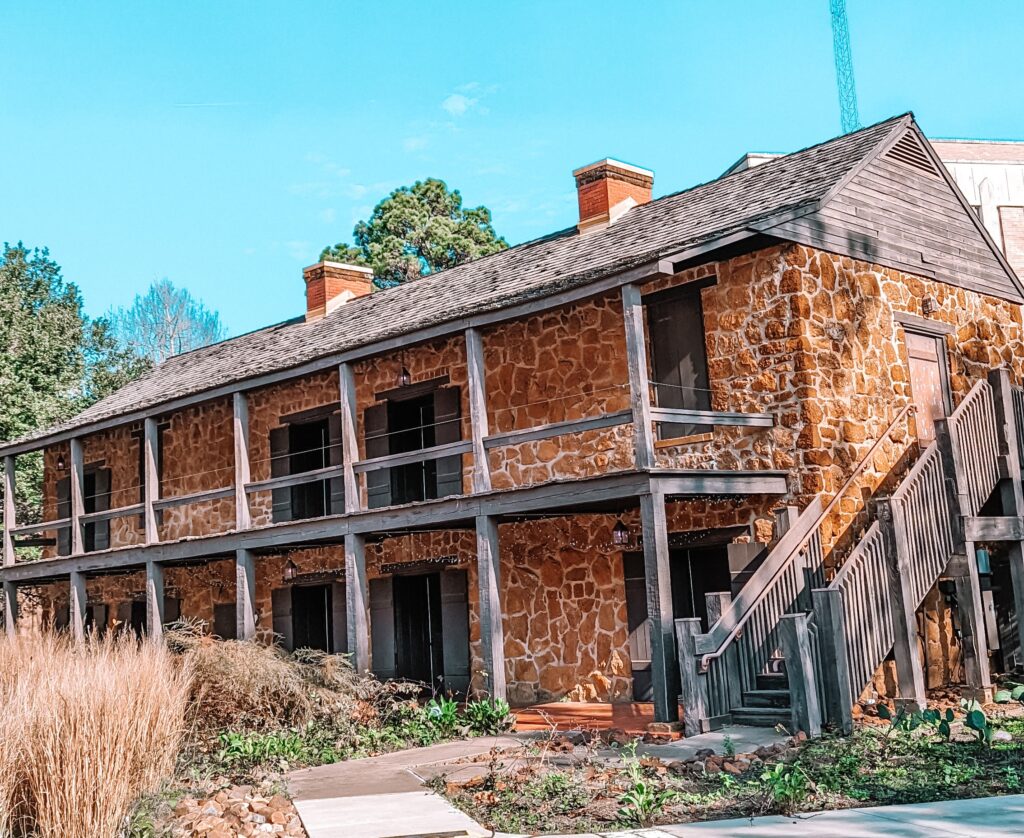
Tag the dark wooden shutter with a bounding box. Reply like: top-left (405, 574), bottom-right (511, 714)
top-left (115, 601), bottom-right (133, 634)
top-left (271, 586), bottom-right (294, 651)
top-left (364, 403), bottom-right (391, 510)
top-left (439, 570), bottom-right (471, 696)
top-left (327, 413), bottom-right (345, 515)
top-left (213, 602), bottom-right (237, 640)
top-left (91, 468), bottom-right (111, 551)
top-left (163, 596), bottom-right (181, 626)
top-left (87, 603), bottom-right (108, 638)
top-left (53, 602), bottom-right (70, 632)
top-left (433, 387), bottom-right (463, 499)
top-left (647, 290), bottom-right (712, 439)
top-left (369, 577), bottom-right (396, 680)
top-left (56, 476), bottom-right (71, 556)
top-left (622, 553), bottom-right (653, 701)
top-left (331, 580), bottom-right (348, 654)
top-left (269, 426), bottom-right (292, 523)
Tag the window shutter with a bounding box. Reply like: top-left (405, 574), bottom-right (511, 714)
top-left (269, 426), bottom-right (292, 523)
top-left (363, 403), bottom-right (391, 509)
top-left (271, 586), bottom-right (293, 651)
top-left (331, 580), bottom-right (348, 655)
top-left (213, 602), bottom-right (237, 640)
top-left (91, 468), bottom-right (111, 551)
top-left (87, 603), bottom-right (108, 638)
top-left (115, 601), bottom-right (133, 634)
top-left (56, 476), bottom-right (71, 556)
top-left (163, 596), bottom-right (181, 626)
top-left (53, 602), bottom-right (70, 632)
top-left (327, 413), bottom-right (345, 515)
top-left (647, 290), bottom-right (711, 438)
top-left (369, 577), bottom-right (396, 680)
top-left (433, 387), bottom-right (463, 499)
top-left (439, 570), bottom-right (471, 697)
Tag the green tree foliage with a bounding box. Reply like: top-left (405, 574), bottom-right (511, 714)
top-left (108, 278), bottom-right (227, 364)
top-left (0, 243), bottom-right (150, 519)
top-left (321, 178), bottom-right (507, 287)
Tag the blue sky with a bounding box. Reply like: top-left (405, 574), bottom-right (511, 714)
top-left (2, 1), bottom-right (1022, 336)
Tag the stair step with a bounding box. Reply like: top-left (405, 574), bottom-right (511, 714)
top-left (742, 689), bottom-right (791, 708)
top-left (730, 706), bottom-right (791, 727)
top-left (755, 672), bottom-right (788, 691)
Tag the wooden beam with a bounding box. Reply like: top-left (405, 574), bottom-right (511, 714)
top-left (476, 515), bottom-right (506, 700)
top-left (963, 516), bottom-right (1024, 542)
top-left (3, 457), bottom-right (15, 567)
top-left (143, 418), bottom-right (160, 545)
top-left (70, 437), bottom-right (85, 555)
top-left (622, 284), bottom-right (655, 470)
top-left (352, 440), bottom-right (474, 474)
top-left (465, 327), bottom-right (492, 494)
top-left (344, 533), bottom-right (369, 672)
top-left (245, 465), bottom-right (347, 495)
top-left (3, 582), bottom-right (16, 637)
top-left (641, 490), bottom-right (678, 723)
top-left (649, 407), bottom-right (774, 428)
top-left (8, 518), bottom-right (71, 537)
top-left (812, 587), bottom-right (854, 734)
top-left (338, 362), bottom-right (361, 513)
top-left (676, 618), bottom-right (708, 737)
top-left (653, 470), bottom-right (789, 497)
top-left (778, 613), bottom-right (822, 737)
top-left (146, 560), bottom-right (165, 640)
top-left (79, 504), bottom-right (144, 525)
top-left (235, 548), bottom-right (256, 641)
top-left (69, 570), bottom-right (87, 644)
top-left (233, 392), bottom-right (252, 530)
top-left (483, 410), bottom-right (632, 449)
top-left (152, 487), bottom-right (234, 512)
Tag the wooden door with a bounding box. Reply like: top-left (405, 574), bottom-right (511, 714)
top-left (622, 554), bottom-right (652, 701)
top-left (905, 331), bottom-right (951, 443)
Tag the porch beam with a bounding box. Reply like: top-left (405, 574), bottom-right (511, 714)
top-left (143, 418), bottom-right (160, 544)
top-left (963, 515), bottom-right (1024, 542)
top-left (338, 362), bottom-right (361, 513)
top-left (233, 392), bottom-right (252, 530)
top-left (345, 533), bottom-right (369, 672)
top-left (476, 514), bottom-right (506, 700)
top-left (2, 456), bottom-right (15, 567)
top-left (70, 437), bottom-right (85, 555)
top-left (69, 570), bottom-right (87, 643)
top-left (465, 327), bottom-right (492, 494)
top-left (640, 489), bottom-right (679, 723)
top-left (989, 368), bottom-right (1024, 667)
top-left (235, 548), bottom-right (256, 641)
top-left (353, 440), bottom-right (474, 474)
top-left (3, 582), bottom-right (16, 636)
top-left (650, 407), bottom-right (774, 428)
top-left (153, 487), bottom-right (234, 512)
top-left (622, 283), bottom-right (655, 470)
top-left (654, 471), bottom-right (790, 497)
top-left (146, 560), bottom-right (165, 640)
top-left (483, 410), bottom-right (632, 449)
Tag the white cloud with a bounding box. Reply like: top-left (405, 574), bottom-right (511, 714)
top-left (402, 136), bottom-right (429, 152)
top-left (285, 240), bottom-right (312, 262)
top-left (319, 208), bottom-right (337, 224)
top-left (441, 93), bottom-right (477, 117)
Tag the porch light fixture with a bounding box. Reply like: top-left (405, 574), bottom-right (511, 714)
top-left (612, 520), bottom-right (631, 546)
top-left (397, 350), bottom-right (412, 387)
top-left (56, 452), bottom-right (67, 471)
top-left (282, 559), bottom-right (298, 583)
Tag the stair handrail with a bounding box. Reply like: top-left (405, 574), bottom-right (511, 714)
top-left (694, 400), bottom-right (917, 668)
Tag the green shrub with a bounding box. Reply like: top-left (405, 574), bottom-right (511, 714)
top-left (464, 698), bottom-right (513, 735)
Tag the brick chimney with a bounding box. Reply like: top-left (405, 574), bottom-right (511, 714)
top-left (303, 261), bottom-right (374, 321)
top-left (573, 159), bottom-right (654, 233)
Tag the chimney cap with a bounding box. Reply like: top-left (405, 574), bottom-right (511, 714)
top-left (303, 260), bottom-right (373, 275)
top-left (572, 158), bottom-right (654, 180)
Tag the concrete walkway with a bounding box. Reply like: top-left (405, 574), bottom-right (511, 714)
top-left (503, 794), bottom-right (1024, 837)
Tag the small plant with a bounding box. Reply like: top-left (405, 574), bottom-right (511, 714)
top-left (877, 704), bottom-right (955, 742)
top-left (616, 758), bottom-right (678, 827)
top-left (964, 708), bottom-right (995, 747)
top-left (722, 734), bottom-right (736, 758)
top-left (425, 696), bottom-right (461, 736)
top-left (760, 762), bottom-right (810, 813)
top-left (463, 698), bottom-right (514, 735)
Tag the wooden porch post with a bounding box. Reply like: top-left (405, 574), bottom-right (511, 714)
top-left (236, 548), bottom-right (257, 641)
top-left (936, 416), bottom-right (993, 700)
top-left (622, 284), bottom-right (655, 470)
top-left (345, 533), bottom-right (369, 672)
top-left (233, 392), bottom-right (252, 531)
top-left (69, 437), bottom-right (85, 555)
top-left (2, 456), bottom-right (15, 567)
top-left (465, 327), bottom-right (492, 495)
top-left (989, 368), bottom-right (1024, 666)
top-left (676, 618), bottom-right (707, 736)
top-left (146, 560), bottom-right (165, 640)
top-left (338, 362), bottom-right (361, 513)
top-left (640, 489), bottom-right (678, 723)
top-left (143, 418), bottom-right (160, 544)
top-left (877, 497), bottom-right (927, 711)
top-left (476, 514), bottom-right (506, 700)
top-left (812, 587), bottom-right (854, 734)
top-left (3, 582), bottom-right (16, 637)
top-left (779, 612), bottom-right (822, 737)
top-left (69, 570), bottom-right (88, 643)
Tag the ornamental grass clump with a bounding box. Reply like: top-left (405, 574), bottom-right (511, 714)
top-left (0, 631), bottom-right (192, 838)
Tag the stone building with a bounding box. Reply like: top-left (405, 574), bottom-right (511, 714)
top-left (3, 112), bottom-right (1024, 734)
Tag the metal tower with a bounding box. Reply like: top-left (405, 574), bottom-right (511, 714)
top-left (830, 0), bottom-right (860, 133)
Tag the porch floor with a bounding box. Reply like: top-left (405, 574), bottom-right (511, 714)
top-left (513, 701), bottom-right (685, 736)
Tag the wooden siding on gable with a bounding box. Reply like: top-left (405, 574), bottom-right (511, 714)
top-left (770, 138), bottom-right (1024, 303)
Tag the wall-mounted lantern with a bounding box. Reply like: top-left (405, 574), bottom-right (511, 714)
top-left (282, 559), bottom-right (298, 583)
top-left (612, 520), bottom-right (631, 546)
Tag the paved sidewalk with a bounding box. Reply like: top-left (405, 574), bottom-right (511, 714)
top-left (497, 794), bottom-right (1024, 838)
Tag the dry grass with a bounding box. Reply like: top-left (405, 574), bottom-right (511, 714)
top-left (0, 632), bottom-right (192, 837)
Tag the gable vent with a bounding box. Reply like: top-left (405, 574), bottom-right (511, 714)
top-left (884, 130), bottom-right (941, 178)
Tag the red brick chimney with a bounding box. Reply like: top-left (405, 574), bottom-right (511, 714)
top-left (303, 261), bottom-right (374, 321)
top-left (573, 159), bottom-right (654, 233)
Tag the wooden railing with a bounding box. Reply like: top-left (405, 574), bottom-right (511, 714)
top-left (1011, 384), bottom-right (1024, 471)
top-left (945, 381), bottom-right (1000, 516)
